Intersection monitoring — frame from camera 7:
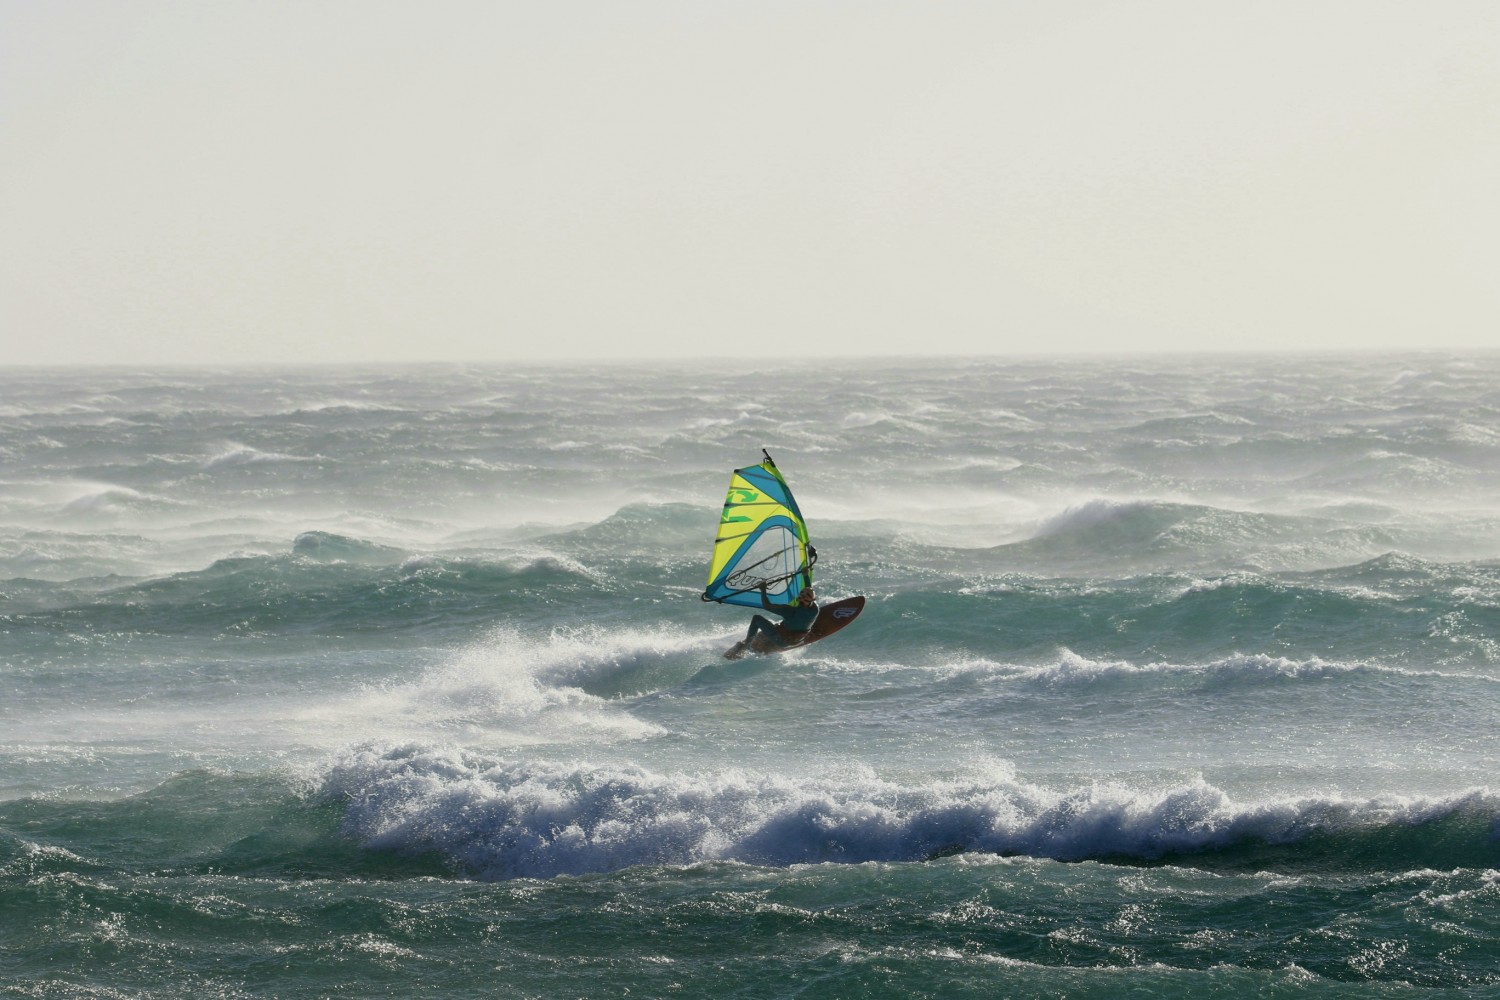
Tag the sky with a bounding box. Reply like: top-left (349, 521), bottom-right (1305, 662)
top-left (2, 0), bottom-right (1497, 365)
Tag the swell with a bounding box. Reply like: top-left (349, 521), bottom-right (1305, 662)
top-left (966, 498), bottom-right (1500, 574)
top-left (0, 770), bottom-right (447, 882)
top-left (0, 544), bottom-right (639, 640)
top-left (861, 557), bottom-right (1500, 666)
top-left (9, 542), bottom-right (1500, 668)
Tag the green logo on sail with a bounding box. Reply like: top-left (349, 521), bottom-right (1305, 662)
top-left (722, 488), bottom-right (759, 523)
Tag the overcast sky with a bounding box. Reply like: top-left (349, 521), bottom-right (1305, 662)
top-left (2, 0), bottom-right (1497, 365)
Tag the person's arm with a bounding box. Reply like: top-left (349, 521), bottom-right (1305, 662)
top-left (758, 584), bottom-right (789, 616)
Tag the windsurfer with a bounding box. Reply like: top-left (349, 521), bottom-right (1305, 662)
top-left (724, 584), bottom-right (818, 659)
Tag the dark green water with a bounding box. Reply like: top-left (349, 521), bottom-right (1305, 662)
top-left (4, 358), bottom-right (1500, 996)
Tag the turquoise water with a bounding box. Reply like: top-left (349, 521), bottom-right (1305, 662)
top-left (3, 356), bottom-right (1499, 997)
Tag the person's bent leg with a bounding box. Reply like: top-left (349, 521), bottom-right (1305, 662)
top-left (744, 614), bottom-right (779, 644)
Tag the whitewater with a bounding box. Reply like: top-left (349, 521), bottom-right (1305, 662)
top-left (3, 354), bottom-right (1499, 997)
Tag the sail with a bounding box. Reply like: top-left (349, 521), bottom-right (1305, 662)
top-left (703, 455), bottom-right (815, 608)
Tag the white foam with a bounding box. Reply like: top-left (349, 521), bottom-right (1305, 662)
top-left (812, 648), bottom-right (1500, 690)
top-left (291, 399), bottom-right (402, 414)
top-left (0, 840), bottom-right (91, 876)
top-left (58, 484), bottom-right (161, 516)
top-left (318, 750), bottom-right (1500, 880)
top-left (1016, 649), bottom-right (1500, 688)
top-left (203, 443), bottom-right (312, 468)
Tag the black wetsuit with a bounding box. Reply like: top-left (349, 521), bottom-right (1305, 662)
top-left (744, 589), bottom-right (818, 647)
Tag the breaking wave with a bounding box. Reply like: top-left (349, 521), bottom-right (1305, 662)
top-left (321, 748), bottom-right (1500, 880)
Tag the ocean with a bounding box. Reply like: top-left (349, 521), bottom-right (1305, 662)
top-left (2, 354), bottom-right (1499, 998)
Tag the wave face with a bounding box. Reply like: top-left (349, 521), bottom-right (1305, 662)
top-left (5, 356), bottom-right (1500, 997)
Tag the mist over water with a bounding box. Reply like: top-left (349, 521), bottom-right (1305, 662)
top-left (3, 355), bottom-right (1500, 996)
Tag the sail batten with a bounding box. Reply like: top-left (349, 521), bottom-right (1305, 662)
top-left (703, 456), bottom-right (815, 607)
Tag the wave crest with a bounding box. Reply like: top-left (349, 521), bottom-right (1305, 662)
top-left (320, 751), bottom-right (1500, 880)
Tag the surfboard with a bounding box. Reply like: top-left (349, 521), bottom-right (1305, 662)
top-left (723, 595), bottom-right (865, 659)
